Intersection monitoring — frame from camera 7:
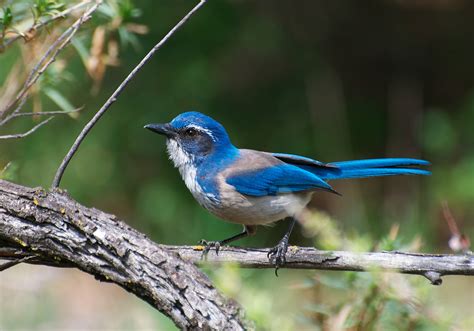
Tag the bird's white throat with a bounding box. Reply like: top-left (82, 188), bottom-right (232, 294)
top-left (166, 139), bottom-right (202, 196)
top-left (166, 139), bottom-right (193, 168)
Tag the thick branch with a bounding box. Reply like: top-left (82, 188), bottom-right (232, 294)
top-left (0, 180), bottom-right (249, 330)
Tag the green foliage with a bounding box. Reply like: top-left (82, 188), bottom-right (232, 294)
top-left (97, 0), bottom-right (142, 23)
top-left (98, 0), bottom-right (145, 49)
top-left (43, 87), bottom-right (75, 112)
top-left (0, 162), bottom-right (17, 180)
top-left (0, 6), bottom-right (12, 30)
top-left (0, 6), bottom-right (12, 41)
top-left (115, 0), bottom-right (142, 22)
top-left (0, 0), bottom-right (146, 120)
top-left (32, 0), bottom-right (65, 23)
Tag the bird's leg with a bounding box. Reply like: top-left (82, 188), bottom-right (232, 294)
top-left (199, 225), bottom-right (256, 257)
top-left (268, 217), bottom-right (297, 276)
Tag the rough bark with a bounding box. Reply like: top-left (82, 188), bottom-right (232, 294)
top-left (0, 180), bottom-right (249, 331)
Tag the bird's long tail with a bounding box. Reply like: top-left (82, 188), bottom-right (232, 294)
top-left (312, 158), bottom-right (431, 180)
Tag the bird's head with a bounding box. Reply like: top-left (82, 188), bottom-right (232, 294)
top-left (145, 111), bottom-right (234, 167)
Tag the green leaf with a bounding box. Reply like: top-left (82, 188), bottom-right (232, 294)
top-left (0, 7), bottom-right (13, 31)
top-left (0, 162), bottom-right (18, 181)
top-left (118, 0), bottom-right (142, 21)
top-left (71, 37), bottom-right (89, 66)
top-left (33, 0), bottom-right (65, 21)
top-left (118, 25), bottom-right (140, 49)
top-left (43, 87), bottom-right (75, 112)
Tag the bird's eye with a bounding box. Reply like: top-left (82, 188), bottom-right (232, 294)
top-left (184, 128), bottom-right (197, 137)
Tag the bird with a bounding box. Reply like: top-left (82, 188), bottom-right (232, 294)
top-left (145, 111), bottom-right (431, 273)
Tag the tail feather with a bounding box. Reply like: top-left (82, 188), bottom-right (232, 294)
top-left (300, 158), bottom-right (431, 181)
top-left (330, 158), bottom-right (430, 169)
top-left (322, 167), bottom-right (431, 180)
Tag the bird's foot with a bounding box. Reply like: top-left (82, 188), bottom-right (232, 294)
top-left (198, 239), bottom-right (221, 259)
top-left (267, 238), bottom-right (289, 276)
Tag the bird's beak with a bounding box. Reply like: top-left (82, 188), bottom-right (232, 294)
top-left (144, 123), bottom-right (176, 138)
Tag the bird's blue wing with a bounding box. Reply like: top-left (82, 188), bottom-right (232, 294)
top-left (226, 164), bottom-right (336, 197)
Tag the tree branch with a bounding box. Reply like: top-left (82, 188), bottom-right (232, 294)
top-left (0, 107), bottom-right (82, 127)
top-left (165, 246), bottom-right (473, 285)
top-left (0, 180), bottom-right (249, 330)
top-left (5, 242), bottom-right (471, 286)
top-left (51, 0), bottom-right (208, 189)
top-left (0, 116), bottom-right (53, 139)
top-left (1, 179), bottom-right (472, 278)
top-left (1, 179), bottom-right (473, 328)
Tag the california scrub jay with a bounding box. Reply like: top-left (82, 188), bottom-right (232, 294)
top-left (145, 112), bottom-right (430, 272)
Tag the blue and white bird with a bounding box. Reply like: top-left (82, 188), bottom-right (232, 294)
top-left (145, 111), bottom-right (430, 271)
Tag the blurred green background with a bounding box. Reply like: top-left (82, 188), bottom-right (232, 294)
top-left (1, 0), bottom-right (473, 330)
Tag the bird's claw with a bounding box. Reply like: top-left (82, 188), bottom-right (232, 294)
top-left (267, 239), bottom-right (289, 276)
top-left (198, 239), bottom-right (221, 259)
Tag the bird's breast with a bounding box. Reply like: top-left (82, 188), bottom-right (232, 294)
top-left (177, 162), bottom-right (220, 210)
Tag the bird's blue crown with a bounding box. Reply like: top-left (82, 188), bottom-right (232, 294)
top-left (170, 111), bottom-right (232, 147)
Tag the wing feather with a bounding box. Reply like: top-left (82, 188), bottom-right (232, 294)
top-left (226, 163), bottom-right (336, 197)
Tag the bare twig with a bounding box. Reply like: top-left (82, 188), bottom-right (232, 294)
top-left (0, 255), bottom-right (36, 272)
top-left (0, 3), bottom-right (100, 119)
top-left (1, 0), bottom-right (95, 50)
top-left (0, 96), bottom-right (28, 126)
top-left (0, 116), bottom-right (53, 140)
top-left (0, 107), bottom-right (82, 127)
top-left (51, 0), bottom-right (208, 188)
top-left (4, 243), bottom-right (471, 286)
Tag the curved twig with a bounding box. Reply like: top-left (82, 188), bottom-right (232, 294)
top-left (0, 255), bottom-right (36, 271)
top-left (0, 116), bottom-right (54, 139)
top-left (0, 107), bottom-right (82, 127)
top-left (51, 0), bottom-right (208, 188)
